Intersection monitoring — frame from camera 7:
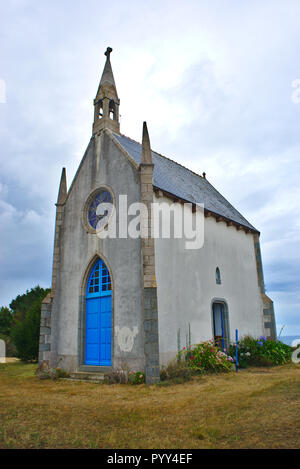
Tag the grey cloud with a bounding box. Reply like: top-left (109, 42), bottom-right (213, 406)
top-left (0, 0), bottom-right (299, 334)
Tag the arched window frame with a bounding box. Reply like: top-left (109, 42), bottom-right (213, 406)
top-left (98, 99), bottom-right (104, 119)
top-left (86, 259), bottom-right (112, 298)
top-left (109, 100), bottom-right (116, 120)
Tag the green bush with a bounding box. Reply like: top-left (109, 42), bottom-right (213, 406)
top-left (55, 368), bottom-right (70, 379)
top-left (229, 336), bottom-right (253, 368)
top-left (179, 341), bottom-right (234, 373)
top-left (229, 336), bottom-right (292, 368)
top-left (128, 371), bottom-right (145, 385)
top-left (104, 369), bottom-right (145, 385)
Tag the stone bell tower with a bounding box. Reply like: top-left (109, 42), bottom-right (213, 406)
top-left (93, 47), bottom-right (120, 135)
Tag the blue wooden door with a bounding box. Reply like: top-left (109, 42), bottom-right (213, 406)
top-left (213, 302), bottom-right (229, 351)
top-left (85, 260), bottom-right (112, 366)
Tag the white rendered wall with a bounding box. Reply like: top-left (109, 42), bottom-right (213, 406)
top-left (154, 195), bottom-right (264, 365)
top-left (52, 132), bottom-right (144, 371)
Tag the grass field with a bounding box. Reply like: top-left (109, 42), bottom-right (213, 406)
top-left (0, 362), bottom-right (299, 449)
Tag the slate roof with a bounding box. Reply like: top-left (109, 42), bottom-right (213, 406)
top-left (113, 133), bottom-right (258, 232)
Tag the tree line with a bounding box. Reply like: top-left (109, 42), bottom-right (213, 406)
top-left (0, 286), bottom-right (50, 361)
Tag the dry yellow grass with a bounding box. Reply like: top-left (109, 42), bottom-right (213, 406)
top-left (0, 362), bottom-right (299, 449)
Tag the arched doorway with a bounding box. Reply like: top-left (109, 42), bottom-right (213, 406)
top-left (212, 302), bottom-right (230, 352)
top-left (85, 259), bottom-right (112, 366)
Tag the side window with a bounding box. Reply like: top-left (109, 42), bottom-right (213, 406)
top-left (216, 267), bottom-right (221, 285)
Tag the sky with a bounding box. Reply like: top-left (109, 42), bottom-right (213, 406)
top-left (0, 0), bottom-right (299, 335)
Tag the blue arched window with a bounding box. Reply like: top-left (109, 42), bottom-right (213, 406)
top-left (86, 259), bottom-right (111, 297)
top-left (216, 267), bottom-right (221, 285)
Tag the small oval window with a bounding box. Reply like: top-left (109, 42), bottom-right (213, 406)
top-left (216, 267), bottom-right (221, 285)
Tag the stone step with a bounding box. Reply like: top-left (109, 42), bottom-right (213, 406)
top-left (69, 371), bottom-right (105, 382)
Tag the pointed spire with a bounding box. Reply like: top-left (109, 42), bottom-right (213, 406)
top-left (142, 122), bottom-right (152, 164)
top-left (56, 167), bottom-right (67, 205)
top-left (95, 47), bottom-right (118, 101)
top-left (93, 47), bottom-right (120, 135)
top-left (99, 47), bottom-right (117, 90)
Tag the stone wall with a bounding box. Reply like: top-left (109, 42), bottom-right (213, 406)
top-left (262, 294), bottom-right (277, 340)
top-left (143, 287), bottom-right (160, 382)
top-left (254, 234), bottom-right (277, 339)
top-left (39, 293), bottom-right (52, 363)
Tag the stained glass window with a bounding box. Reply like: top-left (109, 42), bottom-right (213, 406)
top-left (88, 190), bottom-right (113, 230)
top-left (87, 260), bottom-right (111, 296)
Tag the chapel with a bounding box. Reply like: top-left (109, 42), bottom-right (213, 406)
top-left (39, 48), bottom-right (276, 383)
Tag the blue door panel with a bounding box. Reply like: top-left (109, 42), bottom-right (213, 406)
top-left (86, 314), bottom-right (98, 329)
top-left (87, 345), bottom-right (99, 361)
top-left (85, 260), bottom-right (112, 366)
top-left (87, 330), bottom-right (98, 343)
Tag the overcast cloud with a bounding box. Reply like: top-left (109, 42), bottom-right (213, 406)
top-left (0, 0), bottom-right (299, 334)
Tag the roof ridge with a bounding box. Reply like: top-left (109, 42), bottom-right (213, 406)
top-left (117, 132), bottom-right (205, 181)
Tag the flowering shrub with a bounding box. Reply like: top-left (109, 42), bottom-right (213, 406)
top-left (128, 371), bottom-right (145, 385)
top-left (229, 336), bottom-right (292, 368)
top-left (104, 369), bottom-right (145, 385)
top-left (229, 339), bottom-right (252, 368)
top-left (179, 340), bottom-right (234, 373)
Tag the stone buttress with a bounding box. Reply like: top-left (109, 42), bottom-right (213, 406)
top-left (39, 168), bottom-right (67, 365)
top-left (140, 122), bottom-right (160, 383)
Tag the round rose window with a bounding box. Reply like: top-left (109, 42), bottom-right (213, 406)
top-left (88, 189), bottom-right (113, 231)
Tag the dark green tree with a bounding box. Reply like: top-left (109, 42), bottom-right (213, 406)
top-left (10, 286), bottom-right (48, 323)
top-left (0, 307), bottom-right (15, 356)
top-left (9, 286), bottom-right (50, 361)
top-left (0, 307), bottom-right (13, 336)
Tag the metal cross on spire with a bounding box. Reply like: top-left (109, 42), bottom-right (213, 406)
top-left (105, 47), bottom-right (113, 58)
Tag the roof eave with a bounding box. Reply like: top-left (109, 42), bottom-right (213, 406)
top-left (153, 186), bottom-right (259, 235)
